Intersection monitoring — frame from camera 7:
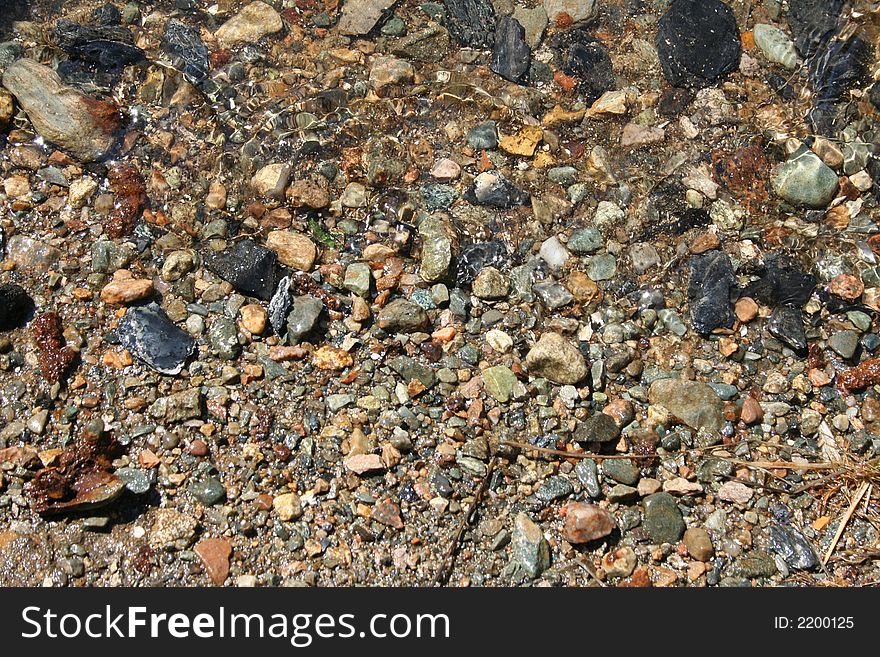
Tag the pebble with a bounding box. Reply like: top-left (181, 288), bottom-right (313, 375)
top-left (563, 502), bottom-right (615, 544)
top-left (491, 16), bottom-right (531, 85)
top-left (273, 492), bottom-right (303, 522)
top-left (568, 227), bottom-right (604, 254)
top-left (190, 477), bottom-right (226, 506)
top-left (239, 304), bottom-right (267, 335)
top-left (0, 283), bottom-right (33, 331)
top-left (683, 528), bottom-right (714, 561)
top-left (377, 298), bottom-right (430, 333)
top-left (643, 492), bottom-right (686, 544)
top-left (100, 271), bottom-right (153, 305)
top-left (472, 266), bottom-right (510, 300)
top-left (829, 330), bottom-right (859, 359)
top-left (575, 413), bottom-right (621, 443)
top-left (768, 524), bottom-right (819, 571)
top-left (194, 538), bottom-right (232, 586)
top-left (511, 513), bottom-right (550, 578)
top-left (688, 251), bottom-right (736, 335)
top-left (266, 231), bottom-right (317, 271)
top-left (117, 303), bottom-right (195, 375)
top-left (648, 378), bottom-right (724, 434)
top-left (753, 23), bottom-right (801, 70)
top-left (214, 1), bottom-right (283, 48)
top-left (575, 459), bottom-right (602, 498)
top-left (773, 147), bottom-right (840, 208)
top-left (602, 546), bottom-right (637, 578)
top-left (464, 171), bottom-right (529, 208)
top-left (369, 56), bottom-right (415, 91)
top-left (717, 481), bottom-right (754, 505)
top-left (482, 365), bottom-right (519, 403)
top-left (526, 331), bottom-right (588, 384)
top-left (601, 459), bottom-right (639, 485)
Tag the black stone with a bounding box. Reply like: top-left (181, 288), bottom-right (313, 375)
top-left (871, 84), bottom-right (880, 112)
top-left (457, 240), bottom-right (509, 286)
top-left (806, 36), bottom-right (870, 135)
top-left (117, 303), bottom-right (195, 375)
top-left (91, 3), bottom-right (122, 26)
top-left (688, 251), bottom-right (737, 336)
top-left (443, 0), bottom-right (496, 49)
top-left (162, 19), bottom-right (210, 83)
top-left (768, 306), bottom-right (808, 354)
top-left (787, 0), bottom-right (846, 59)
top-left (0, 283), bottom-right (34, 331)
top-left (563, 37), bottom-right (614, 105)
top-left (203, 239), bottom-right (279, 301)
top-left (657, 86), bottom-right (694, 117)
top-left (463, 172), bottom-right (529, 209)
top-left (741, 254), bottom-right (816, 307)
top-left (769, 524), bottom-right (819, 570)
top-left (268, 275), bottom-right (293, 336)
top-left (53, 19), bottom-right (144, 67)
top-left (655, 0), bottom-right (741, 89)
top-left (491, 16), bottom-right (531, 85)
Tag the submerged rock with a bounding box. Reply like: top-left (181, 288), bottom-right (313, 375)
top-left (688, 251), bottom-right (736, 335)
top-left (768, 306), bottom-right (807, 354)
top-left (2, 59), bottom-right (120, 162)
top-left (656, 0), bottom-right (741, 89)
top-left (443, 0), bottom-right (496, 49)
top-left (464, 171), bottom-right (529, 208)
top-left (203, 239), bottom-right (278, 301)
top-left (214, 1), bottom-right (283, 48)
top-left (773, 147), bottom-right (839, 208)
top-left (117, 303), bottom-right (196, 375)
top-left (52, 18), bottom-right (144, 67)
top-left (162, 20), bottom-right (210, 83)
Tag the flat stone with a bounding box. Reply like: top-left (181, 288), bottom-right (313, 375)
top-left (377, 298), bottom-right (430, 332)
top-left (204, 240), bottom-right (278, 301)
top-left (194, 538), bottom-right (232, 586)
top-left (717, 480), bottom-right (754, 504)
top-left (215, 1), bottom-right (283, 48)
top-left (464, 171), bottom-right (529, 208)
top-left (511, 513), bottom-right (550, 578)
top-left (472, 266), bottom-right (509, 300)
top-left (643, 492), bottom-right (686, 544)
top-left (575, 413), bottom-right (621, 443)
top-left (117, 303), bottom-right (195, 375)
top-left (688, 251), bottom-right (736, 335)
top-left (683, 528), bottom-right (714, 561)
top-left (273, 492), bottom-right (303, 521)
top-left (491, 16), bottom-right (531, 85)
top-left (543, 0), bottom-right (596, 23)
top-left (344, 453), bottom-right (385, 475)
top-left (483, 365), bottom-right (519, 403)
top-left (418, 215), bottom-right (457, 282)
top-left (753, 23), bottom-right (801, 69)
top-left (648, 378), bottom-right (724, 434)
top-left (2, 59), bottom-right (120, 161)
top-left (338, 0), bottom-right (397, 36)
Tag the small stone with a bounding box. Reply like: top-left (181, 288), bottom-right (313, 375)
top-left (273, 492), bottom-right (303, 521)
top-left (239, 304), bottom-right (267, 335)
top-left (602, 546), bottom-right (637, 578)
top-left (312, 345), bottom-right (354, 370)
top-left (345, 453), bottom-right (385, 475)
top-left (472, 266), bottom-right (509, 300)
top-left (189, 477), bottom-right (226, 506)
top-left (208, 318), bottom-right (240, 360)
top-left (118, 303), bottom-right (195, 375)
top-left (194, 538), bottom-right (232, 586)
top-left (649, 379), bottom-right (723, 434)
top-left (753, 23), bottom-right (801, 70)
top-left (568, 227), bottom-right (603, 254)
top-left (602, 459), bottom-right (639, 485)
top-left (215, 1), bottom-right (283, 48)
top-left (343, 262), bottom-right (372, 297)
top-left (741, 396), bottom-right (764, 425)
top-left (68, 177), bottom-right (98, 208)
top-left (735, 297), bottom-right (759, 322)
top-left (575, 413), bottom-right (620, 443)
top-left (429, 158), bottom-right (461, 181)
top-left (251, 163), bottom-right (290, 199)
top-left (372, 499), bottom-right (403, 529)
top-left (563, 502), bottom-right (615, 544)
top-left (369, 55), bottom-right (415, 91)
top-left (285, 295), bottom-right (323, 344)
top-left (100, 271), bottom-right (153, 305)
top-left (203, 239), bottom-right (278, 301)
top-left (467, 121), bottom-right (498, 150)
top-left (829, 330), bottom-right (859, 359)
top-left (377, 298), bottom-right (430, 333)
top-left (483, 365), bottom-right (519, 403)
top-left (587, 254), bottom-right (617, 281)
top-left (0, 283), bottom-right (34, 331)
top-left (768, 524), bottom-right (819, 571)
top-left (629, 243), bottom-right (661, 274)
top-left (773, 147), bottom-right (840, 209)
top-left (683, 528), bottom-right (714, 561)
top-left (338, 0), bottom-right (396, 35)
top-left (539, 236), bottom-right (570, 270)
top-left (149, 509), bottom-right (198, 550)
top-left (717, 481), bottom-right (754, 504)
top-left (511, 513), bottom-right (550, 578)
top-left (6, 235), bottom-right (61, 274)
top-left (643, 492), bottom-right (686, 544)
top-left (689, 251), bottom-right (736, 335)
top-left (464, 171), bottom-right (529, 208)
top-left (526, 331), bottom-right (588, 384)
top-left (286, 178), bottom-right (329, 209)
top-left (491, 16), bottom-right (531, 84)
top-left (341, 182), bottom-right (368, 208)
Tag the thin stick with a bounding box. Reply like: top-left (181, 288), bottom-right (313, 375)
top-left (500, 440), bottom-right (657, 460)
top-left (729, 460), bottom-right (837, 471)
top-left (434, 456), bottom-right (497, 586)
top-left (823, 481), bottom-right (870, 566)
top-left (576, 557), bottom-right (606, 587)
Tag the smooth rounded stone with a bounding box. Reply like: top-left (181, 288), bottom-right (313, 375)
top-left (418, 215), bottom-right (457, 282)
top-left (574, 412), bottom-right (620, 443)
top-left (491, 16), bottom-right (531, 84)
top-left (118, 303), bottom-right (195, 375)
top-left (265, 231), bottom-right (317, 271)
top-left (273, 492), bottom-right (303, 522)
top-left (601, 458), bottom-right (639, 485)
top-left (773, 147), bottom-right (840, 208)
top-left (369, 55), bottom-right (415, 91)
top-left (467, 121), bottom-right (498, 150)
top-left (707, 383), bottom-right (738, 401)
top-left (214, 1), bottom-right (283, 48)
top-left (563, 502), bottom-right (615, 544)
top-left (482, 365), bottom-right (519, 403)
top-left (655, 0), bottom-right (741, 89)
top-left (377, 298), bottom-right (430, 332)
top-left (539, 236), bottom-right (570, 270)
top-left (472, 266), bottom-right (510, 300)
top-left (535, 475), bottom-right (574, 502)
top-left (251, 163), bottom-right (290, 199)
top-left (2, 59), bottom-right (120, 162)
top-left (525, 331), bottom-right (588, 384)
top-left (643, 492), bottom-right (686, 544)
top-left (464, 171), bottom-right (529, 208)
top-left (829, 330), bottom-right (859, 359)
top-left (511, 513), bottom-right (550, 578)
top-left (285, 295), bottom-right (323, 344)
top-left (543, 0), bottom-right (595, 22)
top-left (0, 283), bottom-right (34, 331)
top-left (189, 477), bottom-right (226, 506)
top-left (753, 23), bottom-right (801, 69)
top-left (587, 254), bottom-right (617, 281)
top-left (533, 281), bottom-right (573, 309)
top-left (575, 459), bottom-right (602, 498)
top-left (381, 16), bottom-right (407, 36)
top-left (389, 355), bottom-right (436, 388)
top-left (683, 528), bottom-right (714, 561)
top-left (208, 318), bottom-right (240, 360)
top-left (343, 263), bottom-right (372, 297)
top-left (768, 523), bottom-right (819, 570)
top-left (100, 272), bottom-right (153, 305)
top-left (729, 550), bottom-right (778, 579)
top-left (628, 243), bottom-right (661, 274)
top-left (239, 304), bottom-right (267, 335)
top-left (485, 328), bottom-right (513, 353)
top-left (649, 378), bottom-right (723, 434)
top-left (843, 141), bottom-right (871, 176)
top-left (568, 227), bottom-right (603, 254)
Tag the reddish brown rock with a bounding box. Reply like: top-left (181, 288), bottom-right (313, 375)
top-left (195, 537), bottom-right (232, 586)
top-left (32, 312), bottom-right (77, 383)
top-left (106, 163), bottom-right (146, 238)
top-left (563, 502), bottom-right (616, 544)
top-left (372, 498), bottom-right (404, 529)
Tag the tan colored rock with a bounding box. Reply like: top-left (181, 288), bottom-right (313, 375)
top-left (100, 270), bottom-right (153, 305)
top-left (620, 123), bottom-right (665, 148)
top-left (250, 163), bottom-right (290, 199)
top-left (215, 1), bottom-right (283, 48)
top-left (525, 331), bottom-right (588, 384)
top-left (266, 230), bottom-right (317, 271)
top-left (499, 125), bottom-right (543, 157)
top-left (239, 304), bottom-right (267, 335)
top-left (369, 56), bottom-right (415, 91)
top-left (68, 177), bottom-right (98, 208)
top-left (273, 492), bottom-right (303, 521)
top-left (735, 297), bottom-right (759, 322)
top-left (563, 502), bottom-right (616, 544)
top-left (286, 178), bottom-right (330, 209)
top-left (2, 59), bottom-right (120, 162)
top-left (205, 181), bottom-right (227, 210)
top-left (344, 453), bottom-right (385, 475)
top-left (312, 345), bottom-right (354, 370)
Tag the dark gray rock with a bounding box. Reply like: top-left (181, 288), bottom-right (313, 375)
top-left (655, 0), bottom-right (741, 89)
top-left (688, 251), bottom-right (736, 336)
top-left (162, 20), bottom-right (210, 83)
top-left (117, 303), bottom-right (195, 375)
top-left (768, 306), bottom-right (807, 354)
top-left (491, 17), bottom-right (531, 85)
top-left (203, 239), bottom-right (278, 301)
top-left (464, 171), bottom-right (529, 209)
top-left (388, 356), bottom-right (436, 389)
top-left (601, 458), bottom-right (639, 486)
top-left (535, 475), bottom-right (574, 502)
top-left (575, 458), bottom-right (602, 498)
top-left (0, 283), bottom-right (34, 331)
top-left (443, 0), bottom-right (496, 49)
top-left (768, 524), bottom-right (819, 570)
top-left (574, 413), bottom-right (621, 444)
top-left (562, 36), bottom-right (614, 104)
top-left (741, 254), bottom-right (816, 307)
top-left (643, 492), bottom-right (686, 544)
top-left (457, 240), bottom-right (508, 286)
top-left (52, 18), bottom-right (144, 67)
top-left (285, 295), bottom-right (323, 345)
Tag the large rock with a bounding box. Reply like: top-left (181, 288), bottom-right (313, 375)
top-left (773, 147), bottom-right (840, 208)
top-left (338, 0), bottom-right (397, 36)
top-left (688, 251), bottom-right (736, 336)
top-left (648, 378), bottom-right (723, 434)
top-left (2, 59), bottom-right (120, 162)
top-left (418, 215), bottom-right (458, 282)
top-left (377, 298), bottom-right (429, 333)
top-left (525, 332), bottom-right (587, 384)
top-left (214, 1), bottom-right (283, 48)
